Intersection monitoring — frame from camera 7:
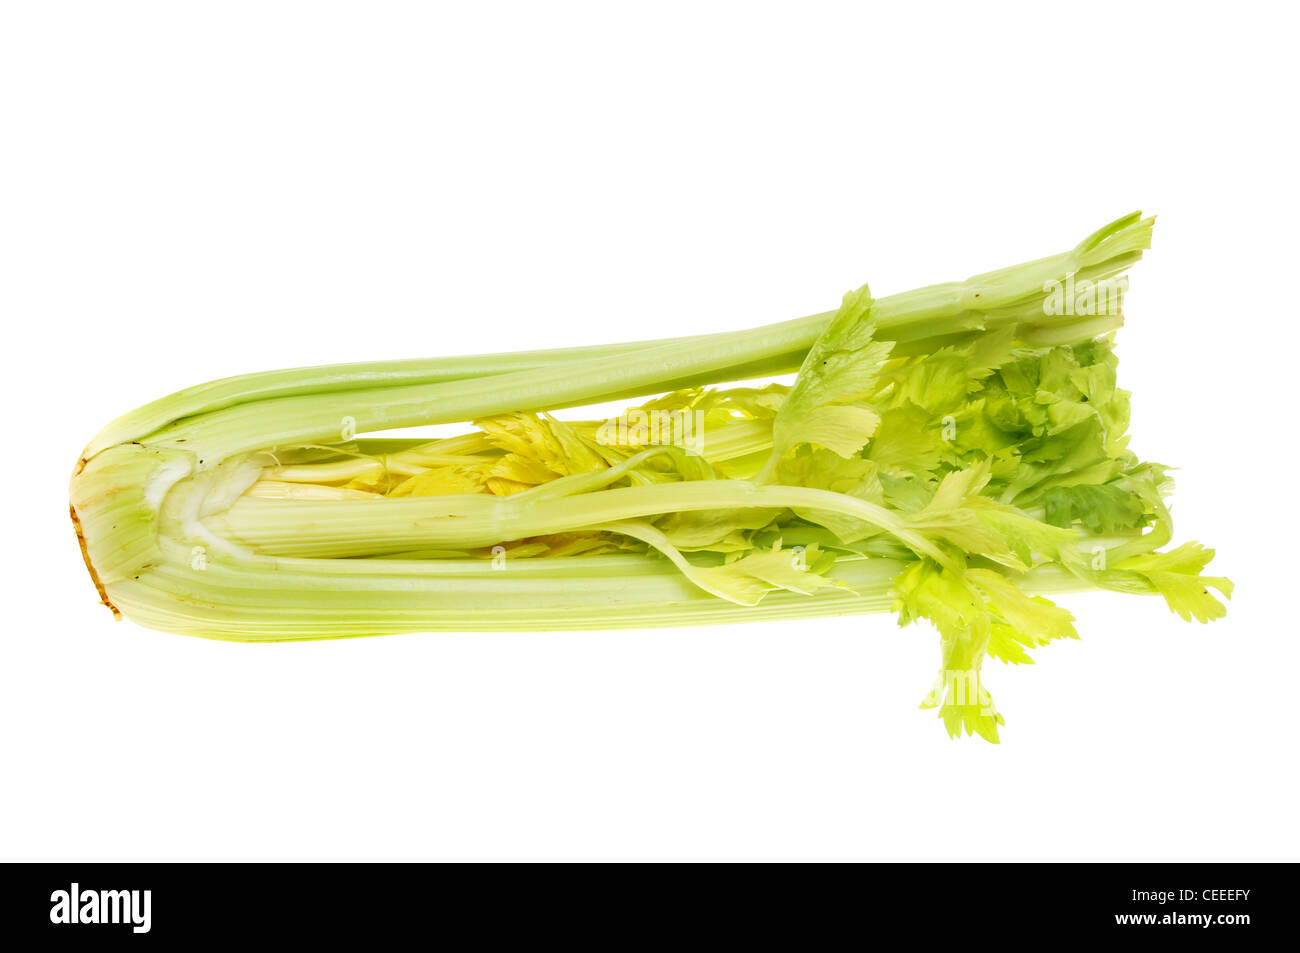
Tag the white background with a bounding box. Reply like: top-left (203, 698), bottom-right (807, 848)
top-left (2, 2), bottom-right (1297, 861)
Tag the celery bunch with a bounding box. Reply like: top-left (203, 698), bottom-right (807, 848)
top-left (71, 213), bottom-right (1229, 740)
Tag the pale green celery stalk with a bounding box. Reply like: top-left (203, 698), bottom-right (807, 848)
top-left (871, 211), bottom-right (1150, 344)
top-left (208, 480), bottom-right (950, 563)
top-left (265, 434), bottom-right (499, 485)
top-left (92, 213), bottom-right (1152, 467)
top-left (136, 315), bottom-right (831, 462)
top-left (72, 213), bottom-right (1151, 638)
top-left (104, 542), bottom-right (1094, 641)
top-left (693, 418), bottom-right (775, 462)
top-left (82, 334), bottom-right (760, 458)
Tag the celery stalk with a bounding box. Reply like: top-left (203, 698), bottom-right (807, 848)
top-left (72, 212), bottom-right (1223, 742)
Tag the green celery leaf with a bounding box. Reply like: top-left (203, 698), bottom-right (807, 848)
top-left (764, 283), bottom-right (893, 470)
top-left (1042, 483), bottom-right (1147, 534)
top-left (1116, 542), bottom-right (1234, 622)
